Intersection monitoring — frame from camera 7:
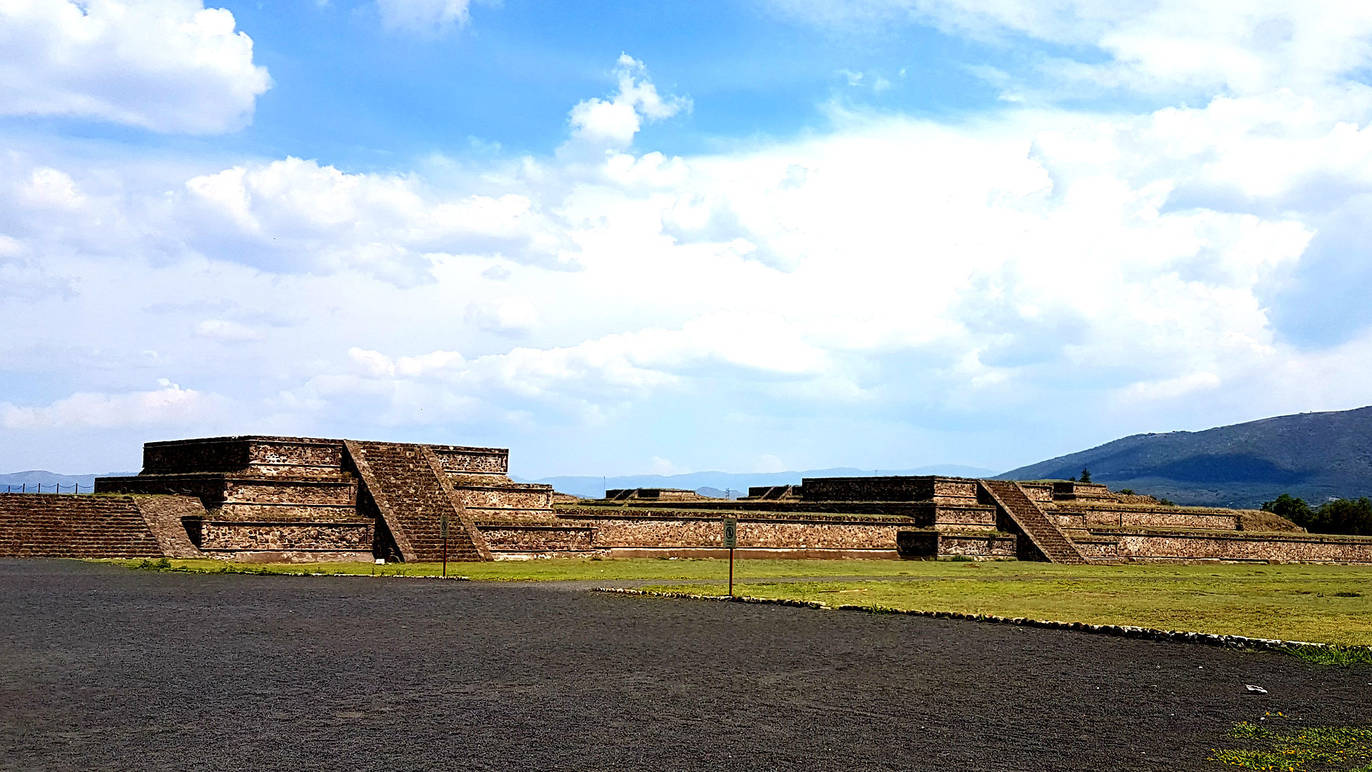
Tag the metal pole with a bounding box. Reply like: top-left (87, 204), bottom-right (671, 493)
top-left (441, 511), bottom-right (448, 579)
top-left (729, 547), bottom-right (734, 597)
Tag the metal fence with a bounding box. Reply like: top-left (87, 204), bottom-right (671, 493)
top-left (2, 483), bottom-right (88, 494)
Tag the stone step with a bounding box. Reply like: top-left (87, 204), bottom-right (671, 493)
top-left (345, 441), bottom-right (492, 562)
top-left (979, 480), bottom-right (1088, 565)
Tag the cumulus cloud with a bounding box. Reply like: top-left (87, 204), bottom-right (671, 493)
top-left (181, 156), bottom-right (572, 281)
top-left (0, 380), bottom-right (227, 430)
top-left (568, 54), bottom-right (691, 148)
top-left (12, 38), bottom-right (1372, 472)
top-left (0, 0), bottom-right (271, 133)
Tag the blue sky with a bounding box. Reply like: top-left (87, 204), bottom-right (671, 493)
top-left (3, 0), bottom-right (1372, 478)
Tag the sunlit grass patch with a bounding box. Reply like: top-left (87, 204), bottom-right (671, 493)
top-left (638, 565), bottom-right (1372, 646)
top-left (1210, 717), bottom-right (1372, 770)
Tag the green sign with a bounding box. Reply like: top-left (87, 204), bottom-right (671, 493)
top-left (722, 518), bottom-right (738, 549)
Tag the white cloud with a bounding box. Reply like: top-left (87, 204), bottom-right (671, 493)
top-left (568, 54), bottom-right (691, 148)
top-left (774, 1), bottom-right (1372, 97)
top-left (20, 168), bottom-right (84, 209)
top-left (0, 380), bottom-right (227, 429)
top-left (11, 42), bottom-right (1372, 472)
top-left (466, 298), bottom-right (538, 336)
top-left (375, 0), bottom-right (470, 31)
top-left (0, 0), bottom-right (271, 133)
top-left (181, 156), bottom-right (572, 281)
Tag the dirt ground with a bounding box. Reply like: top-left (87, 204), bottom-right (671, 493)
top-left (0, 560), bottom-right (1367, 771)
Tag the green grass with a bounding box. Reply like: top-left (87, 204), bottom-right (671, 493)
top-left (105, 557), bottom-right (1372, 647)
top-left (635, 561), bottom-right (1372, 646)
top-left (1210, 717), bottom-right (1372, 770)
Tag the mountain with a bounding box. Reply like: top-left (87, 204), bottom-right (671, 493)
top-left (998, 406), bottom-right (1372, 508)
top-left (521, 465), bottom-right (997, 500)
top-left (0, 471), bottom-right (134, 493)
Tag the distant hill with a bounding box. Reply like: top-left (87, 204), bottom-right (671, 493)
top-left (522, 465), bottom-right (996, 500)
top-left (998, 406), bottom-right (1372, 508)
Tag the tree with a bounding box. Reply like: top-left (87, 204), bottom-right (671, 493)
top-left (1079, 468), bottom-right (1092, 483)
top-left (1262, 494), bottom-right (1372, 535)
top-left (1262, 494), bottom-right (1314, 528)
top-left (1311, 498), bottom-right (1372, 536)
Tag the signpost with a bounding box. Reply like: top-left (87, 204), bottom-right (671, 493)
top-left (723, 517), bottom-right (738, 597)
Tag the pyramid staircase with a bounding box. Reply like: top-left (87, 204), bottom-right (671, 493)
top-left (979, 480), bottom-right (1088, 564)
top-left (0, 494), bottom-right (165, 558)
top-left (344, 441), bottom-right (492, 562)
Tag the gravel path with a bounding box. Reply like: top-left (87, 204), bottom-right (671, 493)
top-left (1, 560), bottom-right (1367, 770)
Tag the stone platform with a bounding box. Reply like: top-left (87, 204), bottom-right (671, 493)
top-left (5, 435), bottom-right (1372, 564)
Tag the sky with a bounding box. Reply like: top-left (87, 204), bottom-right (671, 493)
top-left (3, 0), bottom-right (1372, 478)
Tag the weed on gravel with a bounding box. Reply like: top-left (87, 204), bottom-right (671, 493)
top-left (1209, 714), bottom-right (1372, 771)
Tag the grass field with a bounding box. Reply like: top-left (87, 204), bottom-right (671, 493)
top-left (110, 557), bottom-right (1372, 648)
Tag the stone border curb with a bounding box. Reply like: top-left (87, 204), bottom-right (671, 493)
top-left (592, 586), bottom-right (1355, 656)
top-left (127, 565), bottom-right (471, 581)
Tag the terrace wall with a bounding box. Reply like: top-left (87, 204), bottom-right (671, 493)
top-left (1083, 529), bottom-right (1372, 564)
top-left (801, 476), bottom-right (979, 504)
top-left (480, 510), bottom-right (924, 557)
top-left (1056, 508), bottom-right (1241, 531)
top-left (196, 521), bottom-right (373, 555)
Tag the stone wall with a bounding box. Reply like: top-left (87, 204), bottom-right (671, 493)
top-left (197, 521), bottom-right (373, 554)
top-left (479, 524), bottom-right (597, 555)
top-left (587, 515), bottom-right (904, 550)
top-left (130, 495), bottom-right (205, 558)
top-left (896, 530), bottom-right (1017, 558)
top-left (142, 436), bottom-right (345, 478)
top-left (1088, 529), bottom-right (1372, 564)
top-left (932, 504), bottom-right (998, 530)
top-left (801, 476), bottom-right (980, 503)
top-left (97, 474), bottom-right (231, 503)
top-left (937, 532), bottom-right (1018, 558)
top-left (1051, 481), bottom-right (1111, 500)
top-left (244, 439), bottom-right (344, 477)
top-left (431, 446), bottom-right (509, 475)
top-left (453, 483), bottom-right (553, 511)
top-left (1061, 508), bottom-right (1241, 531)
top-left (483, 510), bottom-right (916, 557)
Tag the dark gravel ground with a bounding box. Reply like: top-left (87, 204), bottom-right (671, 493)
top-left (1, 560), bottom-right (1368, 771)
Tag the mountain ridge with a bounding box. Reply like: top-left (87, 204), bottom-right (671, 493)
top-left (998, 405), bottom-right (1372, 508)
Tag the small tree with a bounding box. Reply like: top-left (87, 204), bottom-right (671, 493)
top-left (1261, 494), bottom-right (1315, 529)
top-left (1079, 468), bottom-right (1092, 483)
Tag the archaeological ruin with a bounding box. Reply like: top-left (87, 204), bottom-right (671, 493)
top-left (2, 434), bottom-right (1372, 564)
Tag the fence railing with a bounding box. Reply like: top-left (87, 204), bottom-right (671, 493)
top-left (3, 483), bottom-right (89, 494)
